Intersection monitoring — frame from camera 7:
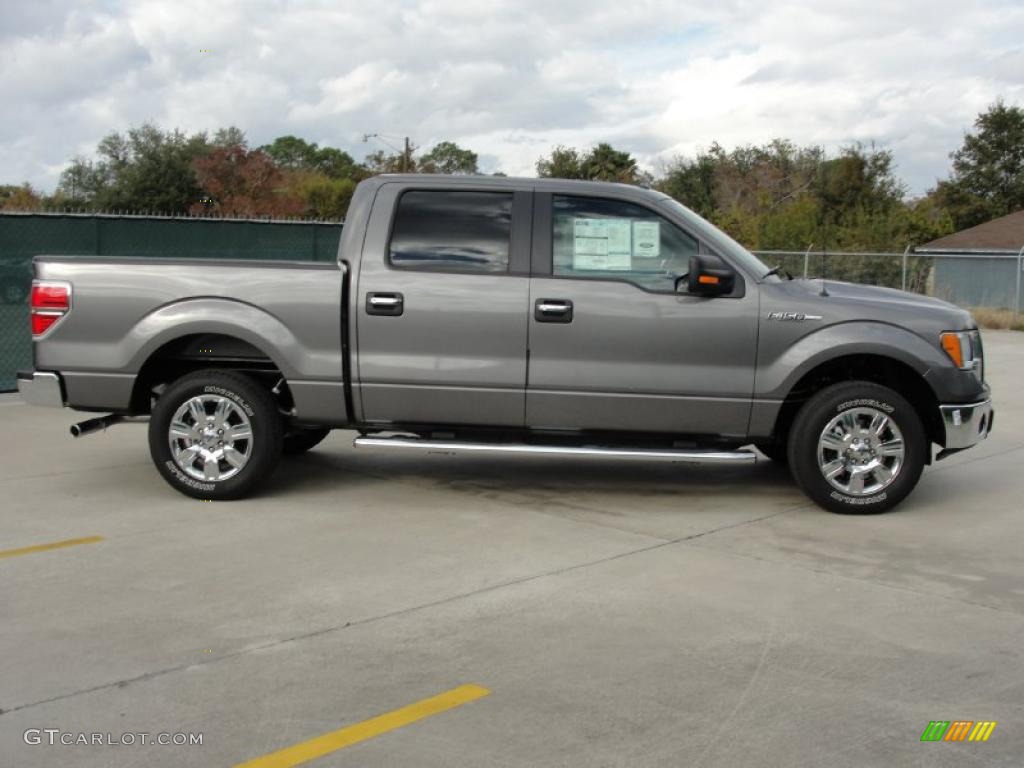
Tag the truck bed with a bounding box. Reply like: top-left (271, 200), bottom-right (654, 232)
top-left (31, 256), bottom-right (349, 424)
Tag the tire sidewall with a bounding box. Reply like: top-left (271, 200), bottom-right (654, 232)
top-left (149, 372), bottom-right (282, 500)
top-left (789, 384), bottom-right (926, 514)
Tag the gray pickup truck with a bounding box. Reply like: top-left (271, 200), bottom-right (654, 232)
top-left (18, 175), bottom-right (992, 513)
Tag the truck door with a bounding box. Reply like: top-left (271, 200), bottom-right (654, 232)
top-left (526, 192), bottom-right (759, 439)
top-left (355, 182), bottom-right (532, 427)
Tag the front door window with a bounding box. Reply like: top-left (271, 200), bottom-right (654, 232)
top-left (552, 195), bottom-right (699, 292)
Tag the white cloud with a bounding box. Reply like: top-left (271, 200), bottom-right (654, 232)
top-left (1, 0), bottom-right (1022, 194)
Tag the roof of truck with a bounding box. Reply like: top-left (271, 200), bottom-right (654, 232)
top-left (364, 173), bottom-right (672, 201)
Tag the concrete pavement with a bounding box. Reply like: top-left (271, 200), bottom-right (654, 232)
top-left (1, 331), bottom-right (1022, 767)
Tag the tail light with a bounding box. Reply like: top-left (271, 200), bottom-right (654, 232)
top-left (30, 280), bottom-right (72, 337)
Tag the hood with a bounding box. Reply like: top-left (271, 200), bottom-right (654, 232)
top-left (803, 279), bottom-right (960, 311)
top-left (766, 278), bottom-right (976, 335)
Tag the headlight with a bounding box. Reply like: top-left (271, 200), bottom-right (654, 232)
top-left (940, 330), bottom-right (982, 376)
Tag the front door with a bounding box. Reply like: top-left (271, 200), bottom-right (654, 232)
top-left (526, 193), bottom-right (759, 439)
top-left (356, 183), bottom-right (532, 427)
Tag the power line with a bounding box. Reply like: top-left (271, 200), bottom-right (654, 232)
top-left (362, 133), bottom-right (415, 172)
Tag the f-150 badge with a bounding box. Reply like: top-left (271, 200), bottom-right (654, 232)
top-left (767, 311), bottom-right (823, 321)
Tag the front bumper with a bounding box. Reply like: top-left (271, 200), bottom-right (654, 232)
top-left (16, 370), bottom-right (65, 408)
top-left (938, 398), bottom-right (992, 456)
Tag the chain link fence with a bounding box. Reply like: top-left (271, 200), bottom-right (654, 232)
top-left (0, 213), bottom-right (343, 391)
top-left (753, 249), bottom-right (927, 292)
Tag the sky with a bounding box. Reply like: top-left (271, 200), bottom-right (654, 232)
top-left (2, 0), bottom-right (1023, 196)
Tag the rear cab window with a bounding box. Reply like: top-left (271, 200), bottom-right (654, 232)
top-left (389, 190), bottom-right (513, 273)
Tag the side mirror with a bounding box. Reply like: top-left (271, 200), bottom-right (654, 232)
top-left (685, 255), bottom-right (735, 296)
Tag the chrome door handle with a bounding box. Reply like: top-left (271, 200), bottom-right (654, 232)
top-left (366, 292), bottom-right (404, 316)
top-left (534, 298), bottom-right (573, 323)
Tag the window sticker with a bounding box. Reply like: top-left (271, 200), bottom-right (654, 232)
top-left (572, 218), bottom-right (631, 270)
top-left (632, 221), bottom-right (660, 258)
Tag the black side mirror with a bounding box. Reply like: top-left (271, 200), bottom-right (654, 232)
top-left (685, 255), bottom-right (735, 296)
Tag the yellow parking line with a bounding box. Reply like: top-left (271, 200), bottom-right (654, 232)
top-left (233, 683), bottom-right (491, 768)
top-left (0, 535), bottom-right (104, 560)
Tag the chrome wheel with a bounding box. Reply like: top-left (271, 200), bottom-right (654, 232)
top-left (817, 406), bottom-right (904, 496)
top-left (168, 395), bottom-right (253, 482)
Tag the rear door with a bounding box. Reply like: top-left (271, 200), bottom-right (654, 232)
top-left (355, 181), bottom-right (532, 427)
top-left (526, 192), bottom-right (759, 438)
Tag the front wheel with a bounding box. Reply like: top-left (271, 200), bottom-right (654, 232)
top-left (149, 370), bottom-right (283, 500)
top-left (787, 382), bottom-right (927, 514)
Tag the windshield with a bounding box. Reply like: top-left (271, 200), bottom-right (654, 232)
top-left (658, 197), bottom-right (773, 278)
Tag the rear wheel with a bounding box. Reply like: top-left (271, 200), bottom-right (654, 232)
top-left (283, 427), bottom-right (331, 455)
top-left (788, 381), bottom-right (926, 514)
top-left (148, 370), bottom-right (283, 500)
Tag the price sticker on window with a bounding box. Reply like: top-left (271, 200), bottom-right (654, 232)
top-left (573, 218), bottom-right (631, 270)
top-left (632, 221), bottom-right (660, 258)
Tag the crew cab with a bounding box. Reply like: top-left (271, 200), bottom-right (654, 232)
top-left (17, 175), bottom-right (993, 513)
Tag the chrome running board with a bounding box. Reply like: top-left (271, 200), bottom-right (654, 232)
top-left (353, 436), bottom-right (756, 464)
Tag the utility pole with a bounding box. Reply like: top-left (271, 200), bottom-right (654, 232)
top-left (362, 133), bottom-right (415, 172)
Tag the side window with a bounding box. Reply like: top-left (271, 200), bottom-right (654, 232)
top-left (552, 195), bottom-right (699, 291)
top-left (389, 190), bottom-right (512, 273)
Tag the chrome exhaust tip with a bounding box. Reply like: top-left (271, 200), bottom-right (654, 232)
top-left (70, 414), bottom-right (125, 438)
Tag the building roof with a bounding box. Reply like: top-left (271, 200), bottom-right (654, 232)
top-left (919, 209), bottom-right (1024, 253)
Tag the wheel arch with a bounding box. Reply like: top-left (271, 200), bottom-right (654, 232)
top-left (130, 331), bottom-right (287, 414)
top-left (124, 298), bottom-right (304, 414)
top-left (770, 353), bottom-right (944, 451)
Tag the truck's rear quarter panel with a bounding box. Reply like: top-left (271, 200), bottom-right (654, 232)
top-left (33, 257), bottom-right (348, 424)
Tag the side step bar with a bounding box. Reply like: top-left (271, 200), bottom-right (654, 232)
top-left (353, 436), bottom-right (756, 464)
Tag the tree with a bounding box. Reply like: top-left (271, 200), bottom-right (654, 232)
top-left (314, 146), bottom-right (360, 180)
top-left (419, 141), bottom-right (478, 174)
top-left (191, 145), bottom-right (304, 218)
top-left (0, 183), bottom-right (42, 211)
top-left (262, 135), bottom-right (318, 170)
top-left (933, 101), bottom-right (1024, 229)
top-left (537, 143), bottom-right (646, 184)
top-left (116, 125), bottom-right (211, 213)
top-left (296, 175), bottom-right (356, 219)
top-left (56, 124), bottom-right (211, 213)
top-left (582, 143), bottom-right (644, 183)
top-left (655, 140), bottom-right (926, 252)
top-left (656, 151), bottom-right (718, 219)
top-left (213, 126), bottom-right (247, 149)
top-left (363, 149), bottom-right (411, 174)
top-left (262, 136), bottom-right (359, 180)
top-left (54, 158), bottom-right (104, 208)
top-left (536, 146), bottom-right (584, 179)
top-left (651, 139), bottom-right (951, 290)
top-left (812, 144), bottom-right (908, 251)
